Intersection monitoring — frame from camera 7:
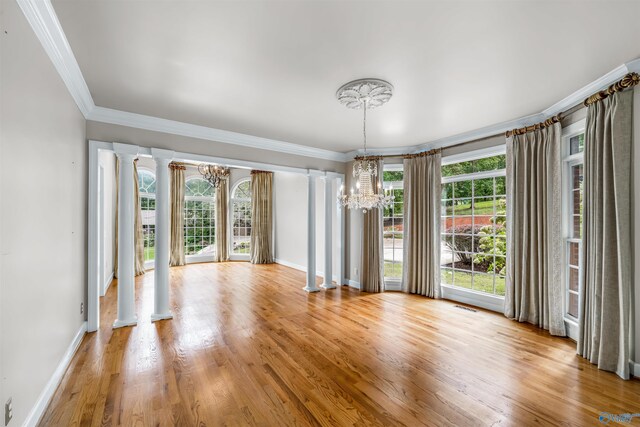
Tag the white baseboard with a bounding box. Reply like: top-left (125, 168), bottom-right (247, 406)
top-left (23, 321), bottom-right (87, 427)
top-left (632, 361), bottom-right (640, 378)
top-left (348, 280), bottom-right (361, 290)
top-left (102, 272), bottom-right (114, 296)
top-left (384, 282), bottom-right (403, 291)
top-left (440, 284), bottom-right (504, 313)
top-left (274, 258), bottom-right (339, 282)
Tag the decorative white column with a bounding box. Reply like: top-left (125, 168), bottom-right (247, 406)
top-left (304, 173), bottom-right (319, 292)
top-left (321, 176), bottom-right (335, 289)
top-left (151, 148), bottom-right (174, 321)
top-left (113, 143), bottom-right (139, 328)
top-left (335, 175), bottom-right (344, 287)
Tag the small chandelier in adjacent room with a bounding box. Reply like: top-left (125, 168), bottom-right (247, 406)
top-left (198, 163), bottom-right (230, 188)
top-left (336, 78), bottom-right (394, 213)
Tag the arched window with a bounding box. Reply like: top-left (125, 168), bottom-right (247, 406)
top-left (231, 178), bottom-right (251, 255)
top-left (137, 169), bottom-right (156, 261)
top-left (184, 178), bottom-right (216, 256)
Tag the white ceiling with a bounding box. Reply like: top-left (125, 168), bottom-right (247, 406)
top-left (52, 0), bottom-right (640, 153)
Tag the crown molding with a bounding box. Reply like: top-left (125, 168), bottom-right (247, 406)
top-left (88, 107), bottom-right (349, 162)
top-left (16, 0), bottom-right (94, 117)
top-left (18, 0), bottom-right (349, 163)
top-left (18, 0), bottom-right (640, 163)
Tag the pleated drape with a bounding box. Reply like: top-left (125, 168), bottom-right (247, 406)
top-left (133, 161), bottom-right (146, 276)
top-left (214, 177), bottom-right (229, 262)
top-left (402, 153), bottom-right (441, 297)
top-left (578, 90), bottom-right (633, 379)
top-left (169, 164), bottom-right (186, 266)
top-left (505, 123), bottom-right (564, 336)
top-left (114, 158), bottom-right (146, 277)
top-left (250, 171), bottom-right (274, 264)
top-left (360, 159), bottom-right (384, 293)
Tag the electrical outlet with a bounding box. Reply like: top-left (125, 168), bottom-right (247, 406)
top-left (80, 302), bottom-right (84, 315)
top-left (5, 398), bottom-right (12, 426)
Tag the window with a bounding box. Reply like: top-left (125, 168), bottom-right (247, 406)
top-left (231, 179), bottom-right (252, 255)
top-left (563, 130), bottom-right (584, 321)
top-left (137, 169), bottom-right (156, 262)
top-left (440, 154), bottom-right (507, 296)
top-left (382, 169), bottom-right (404, 281)
top-left (184, 178), bottom-right (216, 256)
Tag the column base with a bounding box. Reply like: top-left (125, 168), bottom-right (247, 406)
top-left (303, 285), bottom-right (320, 293)
top-left (151, 312), bottom-right (173, 322)
top-left (320, 283), bottom-right (337, 290)
top-left (113, 317), bottom-right (138, 329)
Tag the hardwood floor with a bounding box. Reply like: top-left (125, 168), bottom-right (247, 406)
top-left (40, 262), bottom-right (640, 426)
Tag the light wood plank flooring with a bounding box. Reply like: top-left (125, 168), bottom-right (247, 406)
top-left (40, 262), bottom-right (640, 426)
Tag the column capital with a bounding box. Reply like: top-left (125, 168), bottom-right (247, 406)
top-left (151, 148), bottom-right (175, 162)
top-left (113, 142), bottom-right (139, 158)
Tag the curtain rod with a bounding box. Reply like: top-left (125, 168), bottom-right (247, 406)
top-left (506, 72), bottom-right (639, 138)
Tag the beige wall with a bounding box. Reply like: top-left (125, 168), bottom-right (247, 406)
top-left (86, 121), bottom-right (347, 174)
top-left (273, 172), bottom-right (336, 278)
top-left (0, 1), bottom-right (87, 426)
top-left (274, 172), bottom-right (308, 269)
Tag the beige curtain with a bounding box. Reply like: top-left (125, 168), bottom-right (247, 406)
top-left (578, 90), bottom-right (633, 379)
top-left (133, 161), bottom-right (146, 276)
top-left (250, 171), bottom-right (274, 264)
top-left (114, 159), bottom-right (146, 277)
top-left (505, 123), bottom-right (564, 336)
top-left (402, 152), bottom-right (441, 297)
top-left (214, 177), bottom-right (229, 262)
top-left (360, 158), bottom-right (384, 293)
top-left (169, 163), bottom-right (186, 266)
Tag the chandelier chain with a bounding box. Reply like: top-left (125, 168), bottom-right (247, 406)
top-left (362, 100), bottom-right (367, 156)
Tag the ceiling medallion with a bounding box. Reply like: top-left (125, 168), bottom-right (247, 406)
top-left (336, 78), bottom-right (394, 213)
top-left (336, 78), bottom-right (394, 110)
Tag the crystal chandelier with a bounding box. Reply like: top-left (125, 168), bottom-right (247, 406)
top-left (198, 163), bottom-right (229, 188)
top-left (336, 79), bottom-right (394, 213)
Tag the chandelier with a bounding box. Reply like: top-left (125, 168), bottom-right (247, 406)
top-left (198, 163), bottom-right (229, 188)
top-left (336, 79), bottom-right (394, 213)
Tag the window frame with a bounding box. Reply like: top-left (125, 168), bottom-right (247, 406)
top-left (439, 145), bottom-right (507, 313)
top-left (183, 177), bottom-right (216, 263)
top-left (230, 178), bottom-right (252, 260)
top-left (561, 120), bottom-right (586, 340)
top-left (137, 167), bottom-right (156, 268)
top-left (382, 163), bottom-right (404, 289)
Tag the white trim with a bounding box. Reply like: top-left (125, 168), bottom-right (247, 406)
top-left (440, 284), bottom-right (505, 313)
top-left (441, 168), bottom-right (506, 185)
top-left (89, 107), bottom-right (349, 162)
top-left (561, 120), bottom-right (587, 139)
top-left (441, 145), bottom-right (506, 165)
top-left (348, 280), bottom-right (361, 290)
top-left (23, 322), bottom-right (87, 427)
top-left (103, 272), bottom-right (114, 296)
top-left (564, 317), bottom-right (579, 342)
top-left (17, 1), bottom-right (640, 161)
top-left (542, 62), bottom-right (636, 118)
top-left (274, 258), bottom-right (340, 282)
top-left (633, 361), bottom-right (640, 378)
top-left (229, 254), bottom-right (250, 261)
top-left (186, 254), bottom-right (215, 264)
top-left (384, 280), bottom-right (403, 291)
top-left (16, 0), bottom-right (94, 116)
top-left (87, 141), bottom-right (102, 331)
